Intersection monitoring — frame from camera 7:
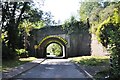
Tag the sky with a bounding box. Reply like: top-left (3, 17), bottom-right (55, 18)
top-left (34, 0), bottom-right (81, 24)
top-left (34, 0), bottom-right (120, 24)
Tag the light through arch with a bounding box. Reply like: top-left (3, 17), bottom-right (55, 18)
top-left (45, 42), bottom-right (65, 58)
top-left (46, 43), bottom-right (62, 57)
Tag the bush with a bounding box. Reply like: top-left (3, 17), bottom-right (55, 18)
top-left (94, 68), bottom-right (110, 79)
top-left (16, 49), bottom-right (28, 58)
top-left (62, 16), bottom-right (88, 34)
top-left (2, 44), bottom-right (17, 60)
top-left (96, 8), bottom-right (120, 78)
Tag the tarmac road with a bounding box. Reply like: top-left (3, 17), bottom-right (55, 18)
top-left (15, 59), bottom-right (88, 79)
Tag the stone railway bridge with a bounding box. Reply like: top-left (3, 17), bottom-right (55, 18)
top-left (29, 24), bottom-right (91, 58)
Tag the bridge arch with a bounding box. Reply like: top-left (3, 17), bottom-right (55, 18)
top-left (36, 36), bottom-right (67, 58)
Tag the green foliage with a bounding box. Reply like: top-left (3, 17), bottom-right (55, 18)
top-left (47, 43), bottom-right (62, 56)
top-left (19, 20), bottom-right (45, 36)
top-left (2, 43), bottom-right (17, 59)
top-left (90, 5), bottom-right (114, 34)
top-left (96, 7), bottom-right (120, 78)
top-left (2, 57), bottom-right (36, 72)
top-left (2, 2), bottom-right (29, 59)
top-left (79, 1), bottom-right (100, 21)
top-left (96, 17), bottom-right (111, 46)
top-left (19, 20), bottom-right (33, 36)
top-left (79, 1), bottom-right (120, 78)
top-left (94, 68), bottom-right (110, 79)
top-left (2, 59), bottom-right (27, 72)
top-left (62, 16), bottom-right (87, 34)
top-left (2, 1), bottom-right (54, 60)
top-left (62, 16), bottom-right (77, 34)
top-left (96, 8), bottom-right (120, 46)
top-left (33, 21), bottom-right (45, 29)
top-left (16, 49), bottom-right (27, 55)
top-left (16, 49), bottom-right (28, 58)
top-left (79, 2), bottom-right (120, 34)
top-left (113, 8), bottom-right (120, 24)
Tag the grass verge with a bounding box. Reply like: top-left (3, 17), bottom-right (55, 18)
top-left (2, 57), bottom-right (37, 72)
top-left (93, 68), bottom-right (110, 79)
top-left (70, 56), bottom-right (110, 79)
top-left (70, 56), bottom-right (110, 66)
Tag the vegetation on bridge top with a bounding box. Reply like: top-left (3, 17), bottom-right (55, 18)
top-left (62, 16), bottom-right (89, 34)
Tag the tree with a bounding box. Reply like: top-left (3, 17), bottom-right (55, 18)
top-left (79, 1), bottom-right (100, 21)
top-left (2, 1), bottom-right (55, 59)
top-left (96, 8), bottom-right (120, 78)
top-left (79, 1), bottom-right (120, 34)
top-left (2, 2), bottom-right (28, 59)
top-left (79, 1), bottom-right (120, 78)
top-left (62, 16), bottom-right (87, 34)
top-left (95, 2), bottom-right (120, 78)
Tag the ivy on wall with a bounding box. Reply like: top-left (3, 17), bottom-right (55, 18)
top-left (96, 8), bottom-right (120, 78)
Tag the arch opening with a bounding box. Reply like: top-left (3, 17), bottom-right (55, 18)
top-left (37, 36), bottom-right (67, 58)
top-left (46, 42), bottom-right (65, 58)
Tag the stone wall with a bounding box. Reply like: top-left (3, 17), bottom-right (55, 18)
top-left (29, 25), bottom-right (107, 58)
top-left (91, 34), bottom-right (109, 56)
top-left (68, 31), bottom-right (91, 57)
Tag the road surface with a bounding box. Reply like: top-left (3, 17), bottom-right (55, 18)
top-left (15, 59), bottom-right (88, 79)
